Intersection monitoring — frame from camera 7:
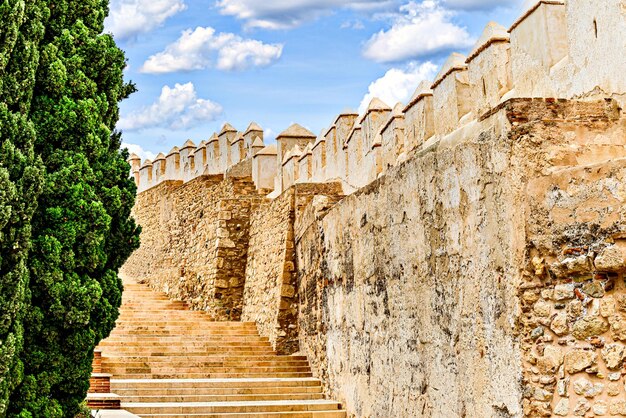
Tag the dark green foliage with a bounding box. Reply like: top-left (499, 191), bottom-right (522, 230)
top-left (0, 0), bottom-right (45, 415)
top-left (4, 1), bottom-right (140, 416)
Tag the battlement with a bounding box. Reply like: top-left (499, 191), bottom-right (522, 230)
top-left (129, 0), bottom-right (626, 195)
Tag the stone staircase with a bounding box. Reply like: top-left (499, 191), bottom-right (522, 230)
top-left (90, 279), bottom-right (345, 417)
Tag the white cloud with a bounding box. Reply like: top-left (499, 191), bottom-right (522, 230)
top-left (215, 0), bottom-right (395, 29)
top-left (118, 83), bottom-right (223, 131)
top-left (264, 128), bottom-right (277, 143)
top-left (443, 0), bottom-right (519, 10)
top-left (122, 143), bottom-right (156, 161)
top-left (341, 19), bottom-right (365, 30)
top-left (359, 61), bottom-right (438, 114)
top-left (363, 1), bottom-right (474, 63)
top-left (140, 27), bottom-right (283, 73)
top-left (106, 0), bottom-right (187, 40)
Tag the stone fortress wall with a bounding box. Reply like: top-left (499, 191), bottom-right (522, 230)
top-left (122, 1), bottom-right (626, 416)
top-left (128, 0), bottom-right (625, 199)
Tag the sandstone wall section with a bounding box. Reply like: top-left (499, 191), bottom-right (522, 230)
top-left (242, 184), bottom-right (343, 354)
top-left (122, 175), bottom-right (261, 320)
top-left (293, 99), bottom-right (626, 418)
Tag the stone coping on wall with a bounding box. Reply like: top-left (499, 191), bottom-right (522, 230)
top-left (509, 0), bottom-right (565, 33)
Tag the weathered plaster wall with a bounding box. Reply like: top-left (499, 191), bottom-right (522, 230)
top-left (121, 175), bottom-right (260, 320)
top-left (294, 99), bottom-right (626, 418)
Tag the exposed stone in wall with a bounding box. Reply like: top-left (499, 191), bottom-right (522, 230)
top-left (242, 183), bottom-right (343, 354)
top-left (518, 115), bottom-right (626, 416)
top-left (121, 175), bottom-right (261, 320)
top-left (294, 98), bottom-right (626, 418)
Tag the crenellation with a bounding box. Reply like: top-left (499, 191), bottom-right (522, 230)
top-left (509, 1), bottom-right (568, 98)
top-left (344, 122), bottom-right (363, 194)
top-left (206, 133), bottom-right (220, 175)
top-left (322, 125), bottom-right (337, 180)
top-left (274, 124), bottom-right (316, 195)
top-left (128, 153), bottom-right (141, 186)
top-left (191, 141), bottom-right (207, 178)
top-left (230, 133), bottom-right (244, 166)
top-left (243, 122), bottom-right (264, 158)
top-left (281, 145), bottom-right (302, 191)
top-left (218, 123), bottom-right (237, 172)
top-left (360, 98), bottom-right (392, 186)
top-left (128, 153), bottom-right (141, 173)
top-left (310, 134), bottom-right (326, 183)
top-left (297, 143), bottom-right (313, 183)
top-left (138, 159), bottom-right (153, 193)
top-left (380, 103), bottom-right (406, 173)
top-left (360, 98), bottom-right (392, 150)
top-left (370, 131), bottom-right (383, 181)
top-left (164, 147), bottom-right (180, 181)
top-left (129, 2), bottom-right (626, 202)
top-left (153, 153), bottom-right (166, 185)
top-left (431, 52), bottom-right (472, 137)
top-left (252, 144), bottom-right (277, 191)
top-left (180, 139), bottom-right (196, 182)
top-left (250, 136), bottom-right (265, 156)
top-left (403, 81), bottom-right (434, 152)
top-left (466, 22), bottom-right (512, 118)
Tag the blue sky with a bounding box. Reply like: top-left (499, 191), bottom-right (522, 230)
top-left (107, 0), bottom-right (526, 160)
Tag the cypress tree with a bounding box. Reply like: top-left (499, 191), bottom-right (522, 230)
top-left (8, 1), bottom-right (141, 416)
top-left (0, 0), bottom-right (45, 415)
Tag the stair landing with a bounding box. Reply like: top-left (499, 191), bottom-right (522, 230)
top-left (91, 279), bottom-right (345, 418)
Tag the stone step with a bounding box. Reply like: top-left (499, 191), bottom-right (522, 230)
top-left (122, 298), bottom-right (189, 309)
top-left (108, 331), bottom-right (265, 337)
top-left (103, 356), bottom-right (308, 363)
top-left (104, 366), bottom-right (312, 375)
top-left (113, 387), bottom-right (323, 396)
top-left (121, 393), bottom-right (324, 403)
top-left (118, 307), bottom-right (190, 311)
top-left (103, 360), bottom-right (310, 369)
top-left (115, 305), bottom-right (210, 309)
top-left (112, 328), bottom-right (258, 334)
top-left (122, 400), bottom-right (342, 414)
top-left (104, 335), bottom-right (269, 342)
top-left (90, 373), bottom-right (113, 394)
top-left (111, 373), bottom-right (314, 379)
top-left (137, 412), bottom-right (345, 418)
top-left (115, 313), bottom-right (217, 319)
top-left (112, 327), bottom-right (258, 334)
top-left (90, 281), bottom-right (345, 417)
top-left (104, 334), bottom-right (269, 343)
top-left (107, 328), bottom-right (261, 334)
top-left (111, 378), bottom-right (323, 389)
top-left (114, 321), bottom-right (256, 327)
top-left (99, 347), bottom-right (276, 355)
top-left (102, 344), bottom-right (273, 350)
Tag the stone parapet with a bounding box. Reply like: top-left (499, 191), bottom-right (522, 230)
top-left (130, 2), bottom-right (624, 200)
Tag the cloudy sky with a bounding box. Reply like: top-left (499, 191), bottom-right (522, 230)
top-left (109, 0), bottom-right (525, 160)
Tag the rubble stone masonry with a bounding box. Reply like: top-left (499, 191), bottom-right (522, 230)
top-left (122, 174), bottom-right (261, 320)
